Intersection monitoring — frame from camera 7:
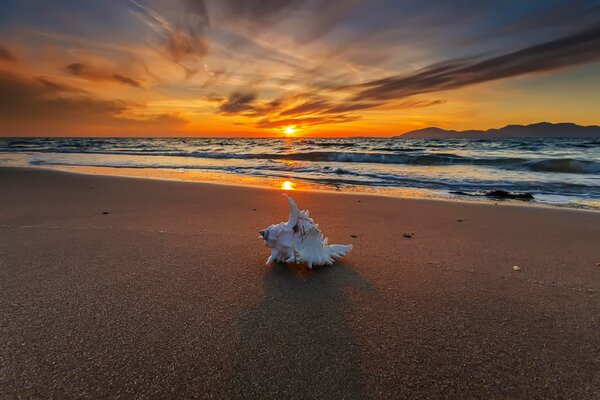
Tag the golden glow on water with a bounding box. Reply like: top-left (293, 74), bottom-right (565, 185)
top-left (281, 180), bottom-right (294, 191)
top-left (21, 163), bottom-right (599, 211)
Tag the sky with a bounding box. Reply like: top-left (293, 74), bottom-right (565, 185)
top-left (0, 0), bottom-right (599, 137)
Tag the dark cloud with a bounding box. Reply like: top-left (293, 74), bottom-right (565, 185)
top-left (0, 72), bottom-right (187, 132)
top-left (0, 44), bottom-right (16, 62)
top-left (219, 91), bottom-right (257, 114)
top-left (65, 63), bottom-right (143, 88)
top-left (0, 72), bottom-right (127, 121)
top-left (35, 77), bottom-right (87, 94)
top-left (353, 24), bottom-right (600, 101)
top-left (163, 32), bottom-right (208, 64)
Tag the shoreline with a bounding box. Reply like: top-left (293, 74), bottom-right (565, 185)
top-left (2, 164), bottom-right (598, 213)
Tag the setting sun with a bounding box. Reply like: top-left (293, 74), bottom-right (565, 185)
top-left (283, 126), bottom-right (297, 135)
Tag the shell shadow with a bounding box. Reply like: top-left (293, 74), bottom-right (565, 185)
top-left (232, 262), bottom-right (374, 398)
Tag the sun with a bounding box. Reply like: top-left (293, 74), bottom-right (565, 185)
top-left (283, 126), bottom-right (297, 135)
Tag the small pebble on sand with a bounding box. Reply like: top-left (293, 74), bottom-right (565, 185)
top-left (351, 234), bottom-right (358, 238)
top-left (403, 233), bottom-right (414, 238)
top-left (513, 265), bottom-right (521, 271)
top-left (102, 211), bottom-right (109, 215)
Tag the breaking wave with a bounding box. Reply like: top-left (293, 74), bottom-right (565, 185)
top-left (11, 149), bottom-right (600, 174)
top-left (1, 137), bottom-right (599, 208)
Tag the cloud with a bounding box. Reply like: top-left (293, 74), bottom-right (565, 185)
top-left (352, 24), bottom-right (600, 101)
top-left (0, 43), bottom-right (16, 62)
top-left (163, 31), bottom-right (208, 64)
top-left (64, 63), bottom-right (143, 88)
top-left (218, 91), bottom-right (257, 114)
top-left (220, 0), bottom-right (305, 23)
top-left (0, 72), bottom-right (187, 134)
top-left (278, 99), bottom-right (331, 117)
top-left (35, 77), bottom-right (87, 94)
top-left (218, 0), bottom-right (360, 43)
top-left (0, 72), bottom-right (126, 121)
top-left (214, 88), bottom-right (444, 130)
top-left (256, 114), bottom-right (358, 129)
top-left (182, 0), bottom-right (210, 35)
top-left (129, 0), bottom-right (210, 76)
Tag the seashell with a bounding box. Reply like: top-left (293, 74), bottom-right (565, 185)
top-left (259, 195), bottom-right (352, 268)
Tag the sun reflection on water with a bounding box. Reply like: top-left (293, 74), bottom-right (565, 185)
top-left (281, 180), bottom-right (294, 191)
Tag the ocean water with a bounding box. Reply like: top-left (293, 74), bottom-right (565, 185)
top-left (1, 137), bottom-right (599, 209)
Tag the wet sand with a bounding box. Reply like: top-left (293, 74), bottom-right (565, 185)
top-left (1, 167), bottom-right (599, 399)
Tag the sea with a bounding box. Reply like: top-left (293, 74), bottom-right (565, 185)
top-left (1, 137), bottom-right (599, 210)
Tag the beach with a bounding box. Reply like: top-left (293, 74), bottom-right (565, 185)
top-left (1, 167), bottom-right (599, 399)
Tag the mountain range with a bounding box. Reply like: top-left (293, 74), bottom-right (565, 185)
top-left (396, 122), bottom-right (600, 139)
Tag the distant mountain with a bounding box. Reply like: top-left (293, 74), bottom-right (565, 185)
top-left (396, 122), bottom-right (600, 139)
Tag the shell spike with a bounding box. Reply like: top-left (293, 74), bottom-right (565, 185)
top-left (283, 194), bottom-right (298, 228)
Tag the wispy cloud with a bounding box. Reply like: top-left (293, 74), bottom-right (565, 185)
top-left (129, 0), bottom-right (210, 77)
top-left (214, 88), bottom-right (445, 130)
top-left (219, 91), bottom-right (257, 114)
top-left (64, 63), bottom-right (143, 88)
top-left (218, 0), bottom-right (361, 43)
top-left (0, 72), bottom-right (187, 134)
top-left (351, 24), bottom-right (600, 101)
top-left (0, 43), bottom-right (16, 62)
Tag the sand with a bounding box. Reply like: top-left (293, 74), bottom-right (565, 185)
top-left (1, 167), bottom-right (599, 399)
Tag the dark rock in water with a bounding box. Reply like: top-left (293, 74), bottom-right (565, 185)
top-left (403, 233), bottom-right (414, 238)
top-left (333, 167), bottom-right (345, 174)
top-left (484, 190), bottom-right (534, 200)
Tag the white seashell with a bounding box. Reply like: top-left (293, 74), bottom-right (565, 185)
top-left (259, 195), bottom-right (352, 268)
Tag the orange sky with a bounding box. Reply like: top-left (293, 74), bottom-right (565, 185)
top-left (1, 1), bottom-right (599, 137)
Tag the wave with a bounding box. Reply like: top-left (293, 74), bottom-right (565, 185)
top-left (29, 157), bottom-right (599, 194)
top-left (2, 138), bottom-right (599, 176)
top-left (10, 147), bottom-right (600, 173)
top-left (526, 159), bottom-right (600, 174)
